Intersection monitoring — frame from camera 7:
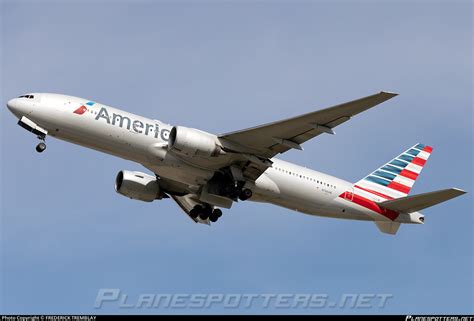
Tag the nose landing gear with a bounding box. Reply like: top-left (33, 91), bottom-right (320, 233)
top-left (35, 135), bottom-right (46, 153)
top-left (36, 142), bottom-right (46, 153)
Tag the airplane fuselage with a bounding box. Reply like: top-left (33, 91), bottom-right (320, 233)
top-left (6, 93), bottom-right (424, 226)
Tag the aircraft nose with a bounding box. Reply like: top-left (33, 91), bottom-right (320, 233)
top-left (6, 98), bottom-right (22, 118)
top-left (6, 98), bottom-right (18, 113)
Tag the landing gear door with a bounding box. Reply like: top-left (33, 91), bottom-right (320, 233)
top-left (18, 116), bottom-right (48, 137)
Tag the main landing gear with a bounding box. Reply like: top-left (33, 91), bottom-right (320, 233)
top-left (35, 135), bottom-right (46, 153)
top-left (190, 205), bottom-right (223, 222)
top-left (206, 169), bottom-right (253, 202)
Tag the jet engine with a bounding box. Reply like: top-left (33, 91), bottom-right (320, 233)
top-left (168, 126), bottom-right (224, 157)
top-left (115, 170), bottom-right (163, 202)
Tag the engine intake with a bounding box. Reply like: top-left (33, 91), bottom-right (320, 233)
top-left (115, 170), bottom-right (163, 202)
top-left (168, 126), bottom-right (223, 157)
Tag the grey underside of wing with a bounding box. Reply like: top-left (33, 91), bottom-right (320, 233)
top-left (219, 91), bottom-right (398, 159)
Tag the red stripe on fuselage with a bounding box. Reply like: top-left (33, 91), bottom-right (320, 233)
top-left (354, 185), bottom-right (394, 200)
top-left (339, 192), bottom-right (399, 221)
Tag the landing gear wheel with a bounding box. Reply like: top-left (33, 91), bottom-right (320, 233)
top-left (36, 142), bottom-right (46, 153)
top-left (213, 208), bottom-right (222, 218)
top-left (190, 205), bottom-right (203, 219)
top-left (239, 188), bottom-right (252, 201)
top-left (199, 206), bottom-right (212, 220)
top-left (209, 209), bottom-right (222, 223)
top-left (189, 208), bottom-right (199, 219)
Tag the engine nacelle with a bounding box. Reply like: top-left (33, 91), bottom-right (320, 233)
top-left (168, 126), bottom-right (223, 157)
top-left (115, 170), bottom-right (163, 202)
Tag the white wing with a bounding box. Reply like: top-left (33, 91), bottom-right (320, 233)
top-left (219, 91), bottom-right (398, 181)
top-left (220, 91), bottom-right (398, 158)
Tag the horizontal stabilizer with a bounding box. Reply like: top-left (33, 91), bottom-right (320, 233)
top-left (378, 188), bottom-right (466, 213)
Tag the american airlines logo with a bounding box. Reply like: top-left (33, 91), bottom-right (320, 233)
top-left (73, 105), bottom-right (88, 115)
top-left (94, 106), bottom-right (170, 140)
top-left (73, 101), bottom-right (95, 115)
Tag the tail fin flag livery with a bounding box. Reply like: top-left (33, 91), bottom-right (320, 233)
top-left (354, 143), bottom-right (433, 201)
top-left (349, 143), bottom-right (466, 235)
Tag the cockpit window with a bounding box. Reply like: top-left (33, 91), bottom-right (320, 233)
top-left (18, 95), bottom-right (34, 99)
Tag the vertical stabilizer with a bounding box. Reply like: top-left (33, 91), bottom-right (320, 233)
top-left (354, 143), bottom-right (433, 200)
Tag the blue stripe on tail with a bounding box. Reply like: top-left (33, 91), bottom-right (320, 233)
top-left (365, 175), bottom-right (391, 186)
top-left (390, 159), bottom-right (408, 168)
top-left (373, 170), bottom-right (397, 181)
top-left (405, 148), bottom-right (420, 156)
top-left (398, 154), bottom-right (414, 162)
top-left (381, 165), bottom-right (402, 174)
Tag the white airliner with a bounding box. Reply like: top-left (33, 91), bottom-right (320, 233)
top-left (6, 92), bottom-right (466, 234)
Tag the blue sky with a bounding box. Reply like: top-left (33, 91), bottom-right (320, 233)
top-left (1, 0), bottom-right (472, 314)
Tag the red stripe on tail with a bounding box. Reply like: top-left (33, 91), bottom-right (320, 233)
top-left (423, 146), bottom-right (433, 153)
top-left (399, 169), bottom-right (418, 180)
top-left (411, 157), bottom-right (426, 166)
top-left (387, 181), bottom-right (410, 194)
